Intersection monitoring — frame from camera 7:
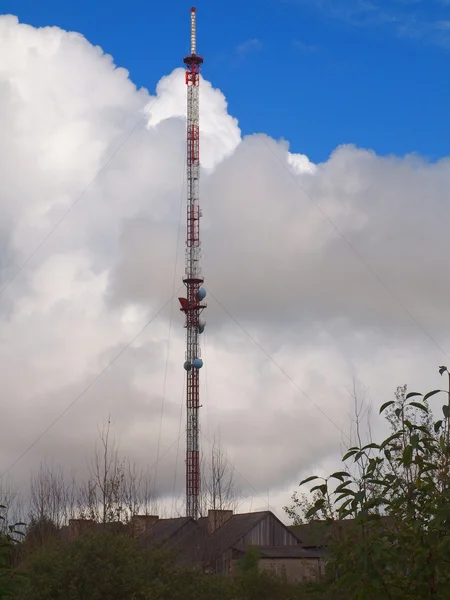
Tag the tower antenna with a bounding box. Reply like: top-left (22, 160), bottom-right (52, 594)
top-left (178, 6), bottom-right (206, 520)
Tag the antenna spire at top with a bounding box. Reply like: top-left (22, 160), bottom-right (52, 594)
top-left (190, 7), bottom-right (196, 55)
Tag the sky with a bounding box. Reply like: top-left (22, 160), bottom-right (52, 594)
top-left (2, 0), bottom-right (450, 163)
top-left (0, 2), bottom-right (450, 522)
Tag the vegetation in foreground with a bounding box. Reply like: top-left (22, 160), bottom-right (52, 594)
top-left (1, 528), bottom-right (325, 600)
top-left (286, 365), bottom-right (450, 599)
top-left (2, 366), bottom-right (450, 598)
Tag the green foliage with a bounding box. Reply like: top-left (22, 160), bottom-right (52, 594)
top-left (235, 568), bottom-right (298, 600)
top-left (237, 546), bottom-right (260, 574)
top-left (18, 531), bottom-right (153, 600)
top-left (22, 516), bottom-right (59, 557)
top-left (0, 506), bottom-right (25, 600)
top-left (15, 528), bottom-right (327, 600)
top-left (286, 367), bottom-right (450, 599)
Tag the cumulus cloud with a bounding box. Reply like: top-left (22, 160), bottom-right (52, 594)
top-left (0, 15), bottom-right (448, 521)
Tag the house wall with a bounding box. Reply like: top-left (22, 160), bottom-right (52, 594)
top-left (259, 557), bottom-right (324, 583)
top-left (67, 519), bottom-right (95, 541)
top-left (229, 556), bottom-right (324, 583)
top-left (239, 514), bottom-right (299, 547)
top-left (210, 513), bottom-right (305, 575)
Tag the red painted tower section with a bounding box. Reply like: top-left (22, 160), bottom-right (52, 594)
top-left (178, 7), bottom-right (206, 520)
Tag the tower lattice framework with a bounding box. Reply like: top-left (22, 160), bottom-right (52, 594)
top-left (178, 6), bottom-right (206, 520)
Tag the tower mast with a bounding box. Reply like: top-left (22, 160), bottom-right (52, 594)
top-left (179, 6), bottom-right (206, 520)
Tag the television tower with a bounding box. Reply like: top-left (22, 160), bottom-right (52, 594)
top-left (178, 6), bottom-right (206, 520)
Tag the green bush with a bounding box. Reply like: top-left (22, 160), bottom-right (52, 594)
top-left (0, 506), bottom-right (25, 600)
top-left (16, 528), bottom-right (327, 600)
top-left (287, 367), bottom-right (450, 599)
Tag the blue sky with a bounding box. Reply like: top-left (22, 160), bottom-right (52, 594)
top-left (2, 0), bottom-right (450, 163)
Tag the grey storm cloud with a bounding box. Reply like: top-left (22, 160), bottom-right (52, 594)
top-left (0, 15), bottom-right (449, 519)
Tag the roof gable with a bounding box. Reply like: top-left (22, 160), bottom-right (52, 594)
top-left (206, 511), bottom-right (300, 563)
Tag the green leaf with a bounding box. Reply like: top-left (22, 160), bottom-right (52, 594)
top-left (361, 442), bottom-right (381, 451)
top-left (305, 498), bottom-right (325, 519)
top-left (338, 498), bottom-right (353, 513)
top-left (368, 479), bottom-right (390, 487)
top-left (354, 490), bottom-right (365, 505)
top-left (380, 431), bottom-right (403, 448)
top-left (414, 424), bottom-right (430, 434)
top-left (334, 481), bottom-right (353, 494)
top-left (402, 445), bottom-right (413, 466)
top-left (311, 484), bottom-right (328, 495)
top-left (408, 401), bottom-right (429, 413)
top-left (363, 498), bottom-right (383, 510)
top-left (423, 389), bottom-right (442, 401)
top-left (333, 487), bottom-right (356, 496)
top-left (329, 471), bottom-right (350, 482)
top-left (342, 449), bottom-right (358, 461)
top-left (439, 366), bottom-right (448, 376)
top-left (434, 420), bottom-right (443, 433)
top-left (442, 405), bottom-right (450, 419)
top-left (299, 475), bottom-right (320, 486)
top-left (335, 493), bottom-right (351, 503)
top-left (406, 392), bottom-right (423, 399)
top-left (404, 419), bottom-right (414, 430)
top-left (379, 400), bottom-right (395, 414)
top-left (411, 434), bottom-right (420, 448)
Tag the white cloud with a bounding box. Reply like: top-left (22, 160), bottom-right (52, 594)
top-left (236, 38), bottom-right (262, 56)
top-left (0, 15), bottom-right (449, 524)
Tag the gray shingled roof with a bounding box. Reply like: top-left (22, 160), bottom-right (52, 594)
top-left (288, 522), bottom-right (329, 547)
top-left (169, 516), bottom-right (210, 568)
top-left (233, 545), bottom-right (324, 559)
top-left (289, 516), bottom-right (396, 548)
top-left (140, 517), bottom-right (193, 546)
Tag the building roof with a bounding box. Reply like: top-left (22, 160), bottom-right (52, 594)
top-left (169, 516), bottom-right (210, 568)
top-left (289, 516), bottom-right (396, 548)
top-left (60, 520), bottom-right (125, 541)
top-left (233, 544), bottom-right (324, 559)
top-left (205, 511), bottom-right (282, 564)
top-left (288, 522), bottom-right (328, 547)
top-left (140, 517), bottom-right (194, 547)
top-left (205, 511), bottom-right (269, 562)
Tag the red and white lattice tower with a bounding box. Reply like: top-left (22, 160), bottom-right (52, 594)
top-left (178, 7), bottom-right (206, 520)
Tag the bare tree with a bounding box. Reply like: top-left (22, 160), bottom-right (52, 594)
top-left (26, 461), bottom-right (75, 551)
top-left (201, 435), bottom-right (240, 519)
top-left (122, 461), bottom-right (158, 519)
top-left (0, 478), bottom-right (23, 535)
top-left (29, 461), bottom-right (74, 528)
top-left (83, 418), bottom-right (126, 523)
top-left (81, 418), bottom-right (158, 523)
